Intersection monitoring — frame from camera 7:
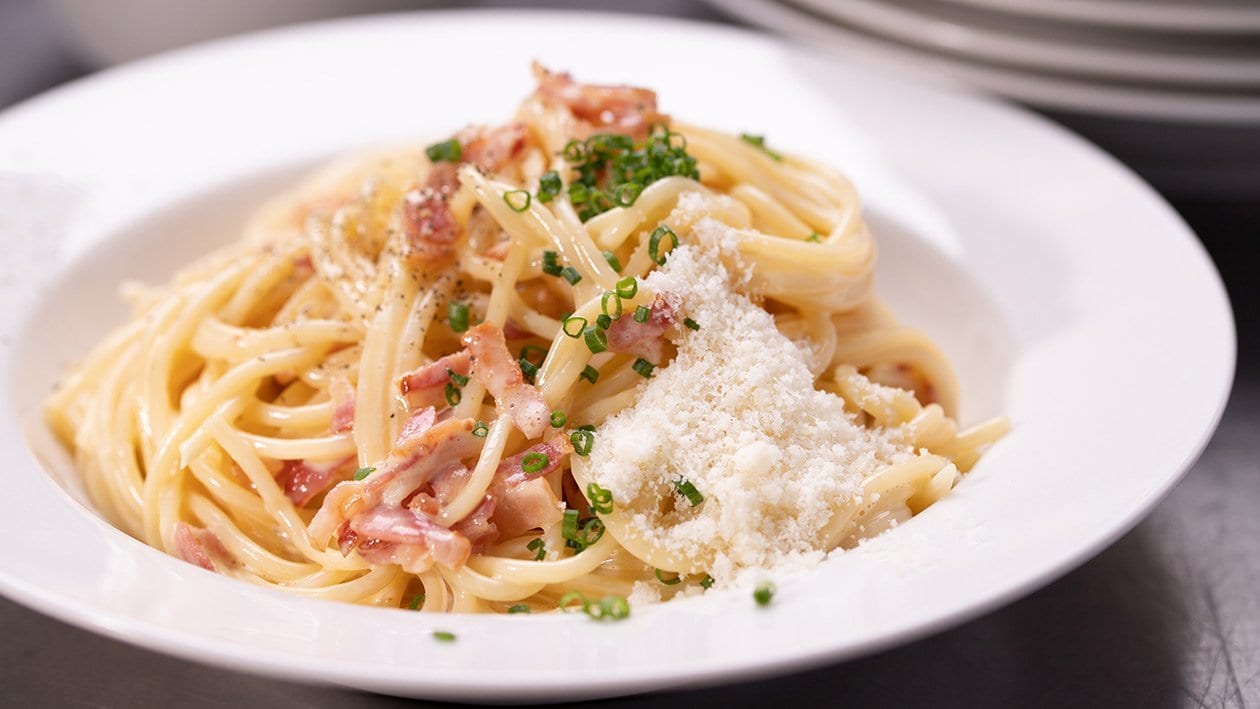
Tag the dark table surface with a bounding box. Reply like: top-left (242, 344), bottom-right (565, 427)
top-left (2, 1), bottom-right (1257, 706)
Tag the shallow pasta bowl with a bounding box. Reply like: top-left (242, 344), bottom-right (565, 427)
top-left (0, 10), bottom-right (1234, 702)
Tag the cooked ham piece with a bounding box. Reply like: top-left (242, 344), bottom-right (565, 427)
top-left (533, 63), bottom-right (666, 138)
top-left (461, 123), bottom-right (527, 172)
top-left (462, 323), bottom-right (549, 437)
top-left (402, 187), bottom-right (458, 257)
top-left (398, 350), bottom-right (472, 408)
top-left (451, 495), bottom-right (498, 551)
top-left (174, 523), bottom-right (220, 572)
top-left (329, 375), bottom-right (356, 433)
top-left (349, 505), bottom-right (472, 570)
top-left (278, 456), bottom-right (353, 507)
top-left (489, 439), bottom-right (569, 539)
top-left (606, 295), bottom-right (678, 362)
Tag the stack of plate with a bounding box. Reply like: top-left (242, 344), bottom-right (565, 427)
top-left (709, 0), bottom-right (1260, 198)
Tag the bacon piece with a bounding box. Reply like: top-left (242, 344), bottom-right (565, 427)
top-left (606, 295), bottom-right (678, 362)
top-left (329, 375), bottom-right (356, 433)
top-left (402, 187), bottom-right (458, 257)
top-left (483, 239), bottom-right (512, 261)
top-left (462, 323), bottom-right (549, 437)
top-left (489, 438), bottom-right (570, 539)
top-left (278, 456), bottom-right (353, 507)
top-left (424, 161), bottom-right (460, 193)
top-left (462, 123), bottom-right (527, 173)
top-left (452, 496), bottom-right (498, 551)
top-left (174, 523), bottom-right (218, 572)
top-left (398, 350), bottom-right (472, 409)
top-left (533, 63), bottom-right (666, 138)
top-left (350, 506), bottom-right (472, 570)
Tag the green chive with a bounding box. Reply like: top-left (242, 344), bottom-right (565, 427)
top-left (582, 326), bottom-right (607, 354)
top-left (425, 138), bottom-right (461, 163)
top-left (536, 170), bottom-right (562, 203)
top-left (504, 189), bottom-right (531, 212)
top-left (632, 358), bottom-right (655, 378)
top-left (586, 482), bottom-right (614, 514)
top-left (527, 537), bottom-right (546, 561)
top-left (562, 316), bottom-right (587, 338)
top-left (754, 582), bottom-right (775, 606)
top-left (444, 382), bottom-right (461, 407)
top-left (655, 568), bottom-right (682, 586)
top-left (700, 574), bottom-right (715, 589)
top-left (550, 410), bottom-right (567, 428)
top-left (806, 232), bottom-right (822, 243)
top-left (570, 429), bottom-right (594, 457)
top-left (407, 592), bottom-right (425, 610)
top-left (472, 420), bottom-right (489, 438)
top-left (561, 509), bottom-right (579, 546)
top-left (649, 225), bottom-right (677, 265)
top-left (353, 466), bottom-right (375, 481)
top-left (595, 314), bottom-right (612, 330)
top-left (518, 356), bottom-right (539, 383)
top-left (739, 133), bottom-right (782, 161)
top-left (557, 590), bottom-right (587, 611)
top-left (673, 477), bottom-right (704, 506)
top-left (561, 266), bottom-right (582, 285)
top-left (519, 344), bottom-right (547, 365)
top-left (521, 451), bottom-right (549, 474)
top-left (563, 513), bottom-right (604, 552)
top-left (613, 182), bottom-right (643, 207)
top-left (633, 305), bottom-right (650, 323)
top-left (542, 250), bottom-right (563, 276)
top-left (601, 291), bottom-right (623, 320)
top-left (683, 317), bottom-right (700, 331)
top-left (508, 604), bottom-right (531, 614)
top-left (432, 630), bottom-right (456, 642)
top-left (603, 250), bottom-right (623, 273)
top-left (577, 424), bottom-right (596, 432)
top-left (447, 369), bottom-right (469, 386)
top-left (586, 595), bottom-right (630, 621)
top-left (615, 276), bottom-right (638, 299)
top-left (579, 365), bottom-right (600, 384)
top-left (448, 301), bottom-right (469, 333)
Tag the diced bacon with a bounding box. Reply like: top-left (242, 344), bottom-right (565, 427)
top-left (533, 63), bottom-right (666, 138)
top-left (402, 187), bottom-right (458, 257)
top-left (397, 405), bottom-right (438, 443)
top-left (174, 523), bottom-right (217, 572)
top-left (483, 239), bottom-right (512, 261)
top-left (278, 456), bottom-right (353, 507)
top-left (452, 495), bottom-right (498, 551)
top-left (606, 295), bottom-right (678, 362)
top-left (424, 161), bottom-right (460, 193)
top-left (308, 415), bottom-right (481, 545)
top-left (336, 520), bottom-right (359, 556)
top-left (398, 351), bottom-right (472, 409)
top-left (329, 375), bottom-right (356, 433)
top-left (502, 320), bottom-right (531, 340)
top-left (488, 438), bottom-right (570, 539)
top-left (461, 123), bottom-right (527, 173)
top-left (350, 506), bottom-right (472, 570)
top-left (495, 439), bottom-right (571, 485)
top-left (462, 323), bottom-right (549, 437)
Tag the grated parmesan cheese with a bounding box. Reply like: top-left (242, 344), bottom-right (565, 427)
top-left (588, 219), bottom-right (914, 586)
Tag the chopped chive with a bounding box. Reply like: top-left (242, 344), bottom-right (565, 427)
top-left (595, 314), bottom-right (612, 330)
top-left (527, 537), bottom-right (546, 561)
top-left (518, 356), bottom-right (538, 383)
top-left (577, 424), bottom-right (596, 432)
top-left (353, 466), bottom-right (375, 481)
top-left (560, 266), bottom-right (583, 285)
top-left (673, 477), bottom-right (704, 506)
top-left (447, 369), bottom-right (469, 387)
top-left (579, 365), bottom-right (600, 384)
top-left (519, 344), bottom-right (548, 365)
top-left (700, 574), bottom-right (715, 589)
top-left (407, 592), bottom-right (425, 610)
top-left (603, 250), bottom-right (623, 273)
top-left (472, 420), bottom-right (489, 438)
top-left (648, 225), bottom-right (677, 265)
top-left (683, 317), bottom-right (700, 331)
top-left (754, 582), bottom-right (776, 606)
top-left (582, 326), bottom-right (607, 354)
top-left (562, 515), bottom-right (605, 551)
top-left (557, 590), bottom-right (587, 611)
top-left (806, 232), bottom-right (822, 243)
top-left (561, 509), bottom-right (579, 545)
top-left (655, 568), bottom-right (682, 586)
top-left (739, 133), bottom-right (782, 161)
top-left (601, 291), bottom-right (623, 320)
top-left (521, 451), bottom-right (549, 474)
top-left (632, 358), bottom-right (655, 378)
top-left (432, 631), bottom-right (456, 642)
top-left (444, 382), bottom-right (461, 406)
top-left (448, 301), bottom-right (469, 333)
top-left (586, 482), bottom-right (614, 514)
top-left (508, 604), bottom-right (531, 614)
top-left (425, 138), bottom-right (462, 163)
top-left (613, 181), bottom-right (643, 207)
top-left (615, 276), bottom-right (638, 299)
top-left (570, 429), bottom-right (594, 457)
top-left (504, 189), bottom-right (531, 212)
top-left (536, 170), bottom-right (562, 203)
top-left (633, 305), bottom-right (650, 323)
top-left (550, 410), bottom-right (567, 428)
top-left (585, 595), bottom-right (630, 621)
top-left (562, 316), bottom-right (587, 338)
top-left (541, 250), bottom-right (563, 276)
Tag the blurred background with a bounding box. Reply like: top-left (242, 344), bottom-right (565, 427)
top-left (1, 0), bottom-right (1257, 706)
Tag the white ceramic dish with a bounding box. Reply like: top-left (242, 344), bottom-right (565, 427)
top-left (711, 0), bottom-right (1260, 123)
top-left (0, 10), bottom-right (1234, 702)
top-left (937, 0), bottom-right (1260, 34)
top-left (789, 0), bottom-right (1260, 86)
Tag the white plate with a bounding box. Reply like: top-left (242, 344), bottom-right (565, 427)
top-left (712, 0), bottom-right (1260, 123)
top-left (937, 0), bottom-right (1260, 34)
top-left (0, 10), bottom-right (1234, 702)
top-left (789, 0), bottom-right (1260, 86)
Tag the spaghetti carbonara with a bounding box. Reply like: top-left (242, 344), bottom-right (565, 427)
top-left (45, 66), bottom-right (1007, 616)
